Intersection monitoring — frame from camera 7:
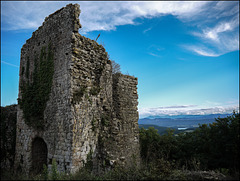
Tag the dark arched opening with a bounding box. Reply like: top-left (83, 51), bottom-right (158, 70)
top-left (31, 137), bottom-right (48, 174)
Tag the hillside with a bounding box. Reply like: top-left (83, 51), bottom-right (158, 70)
top-left (138, 113), bottom-right (232, 129)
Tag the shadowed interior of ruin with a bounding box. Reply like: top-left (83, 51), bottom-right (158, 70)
top-left (31, 137), bottom-right (48, 174)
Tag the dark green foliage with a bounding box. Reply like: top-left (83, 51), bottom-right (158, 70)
top-left (139, 124), bottom-right (196, 135)
top-left (139, 127), bottom-right (177, 163)
top-left (139, 112), bottom-right (240, 175)
top-left (42, 164), bottom-right (48, 180)
top-left (18, 43), bottom-right (54, 130)
top-left (51, 159), bottom-right (59, 180)
top-left (172, 112), bottom-right (239, 172)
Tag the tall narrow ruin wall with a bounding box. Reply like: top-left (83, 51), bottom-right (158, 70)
top-left (70, 32), bottom-right (113, 172)
top-left (111, 74), bottom-right (140, 166)
top-left (15, 4), bottom-right (81, 174)
top-left (14, 3), bottom-right (140, 174)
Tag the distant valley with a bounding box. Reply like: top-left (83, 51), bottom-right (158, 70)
top-left (138, 113), bottom-right (232, 135)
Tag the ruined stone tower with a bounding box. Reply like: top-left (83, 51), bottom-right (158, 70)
top-left (14, 4), bottom-right (140, 174)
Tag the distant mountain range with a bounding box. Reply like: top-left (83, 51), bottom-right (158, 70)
top-left (138, 113), bottom-right (232, 129)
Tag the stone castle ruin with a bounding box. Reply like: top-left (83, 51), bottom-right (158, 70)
top-left (14, 4), bottom-right (140, 174)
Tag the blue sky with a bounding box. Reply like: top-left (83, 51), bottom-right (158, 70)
top-left (1, 1), bottom-right (239, 118)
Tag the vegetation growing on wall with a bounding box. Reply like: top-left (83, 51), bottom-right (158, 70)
top-left (18, 43), bottom-right (54, 130)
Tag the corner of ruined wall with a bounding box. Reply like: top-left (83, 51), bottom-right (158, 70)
top-left (110, 73), bottom-right (140, 167)
top-left (69, 25), bottom-right (113, 172)
top-left (112, 73), bottom-right (138, 120)
top-left (15, 3), bottom-right (82, 174)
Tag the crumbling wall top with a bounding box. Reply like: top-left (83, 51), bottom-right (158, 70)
top-left (44, 3), bottom-right (81, 32)
top-left (26, 3), bottom-right (81, 46)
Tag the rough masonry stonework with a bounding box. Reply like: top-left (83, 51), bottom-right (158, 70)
top-left (14, 3), bottom-right (140, 174)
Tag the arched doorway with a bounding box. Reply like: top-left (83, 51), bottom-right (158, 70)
top-left (31, 137), bottom-right (48, 174)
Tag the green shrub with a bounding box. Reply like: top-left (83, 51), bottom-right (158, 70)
top-left (139, 111), bottom-right (239, 175)
top-left (51, 159), bottom-right (59, 180)
top-left (43, 164), bottom-right (48, 180)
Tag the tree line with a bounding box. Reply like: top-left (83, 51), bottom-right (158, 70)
top-left (139, 111), bottom-right (239, 176)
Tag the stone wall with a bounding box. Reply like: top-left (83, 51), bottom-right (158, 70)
top-left (15, 4), bottom-right (80, 174)
top-left (15, 3), bottom-right (140, 175)
top-left (0, 105), bottom-right (17, 170)
top-left (70, 32), bottom-right (113, 172)
top-left (111, 74), bottom-right (140, 167)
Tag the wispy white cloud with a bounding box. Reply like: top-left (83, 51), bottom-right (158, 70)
top-left (185, 2), bottom-right (239, 57)
top-left (143, 27), bottom-right (152, 34)
top-left (225, 99), bottom-right (239, 106)
top-left (1, 1), bottom-right (66, 30)
top-left (139, 105), bottom-right (239, 118)
top-left (185, 46), bottom-right (221, 57)
top-left (148, 52), bottom-right (162, 58)
top-left (204, 22), bottom-right (235, 41)
top-left (1, 1), bottom-right (207, 32)
top-left (147, 45), bottom-right (165, 58)
top-left (1, 1), bottom-right (239, 56)
top-left (1, 61), bottom-right (19, 68)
